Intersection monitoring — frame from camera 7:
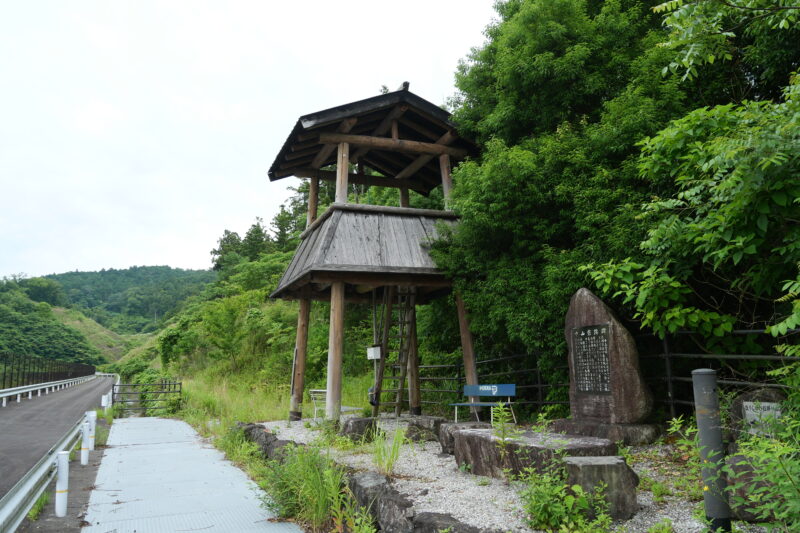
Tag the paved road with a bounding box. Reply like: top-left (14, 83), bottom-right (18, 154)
top-left (82, 418), bottom-right (301, 532)
top-left (0, 376), bottom-right (113, 498)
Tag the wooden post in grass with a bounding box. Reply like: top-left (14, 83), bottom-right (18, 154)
top-left (289, 298), bottom-right (311, 421)
top-left (326, 281), bottom-right (345, 421)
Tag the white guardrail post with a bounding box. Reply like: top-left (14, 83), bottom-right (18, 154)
top-left (87, 411), bottom-right (97, 451)
top-left (81, 421), bottom-right (90, 466)
top-left (54, 451), bottom-right (69, 517)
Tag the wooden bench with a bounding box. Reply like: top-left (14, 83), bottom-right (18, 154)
top-left (450, 384), bottom-right (517, 424)
top-left (308, 389), bottom-right (362, 419)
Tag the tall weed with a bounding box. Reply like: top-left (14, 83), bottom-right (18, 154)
top-left (372, 428), bottom-right (406, 475)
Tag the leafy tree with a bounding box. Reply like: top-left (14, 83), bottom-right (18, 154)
top-left (21, 277), bottom-right (67, 306)
top-left (211, 230), bottom-right (244, 271)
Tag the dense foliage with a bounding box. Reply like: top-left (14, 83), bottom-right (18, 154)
top-left (0, 281), bottom-right (103, 365)
top-left (432, 0), bottom-right (800, 378)
top-left (47, 266), bottom-right (215, 333)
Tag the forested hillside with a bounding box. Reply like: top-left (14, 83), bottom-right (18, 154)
top-left (0, 281), bottom-right (103, 365)
top-left (47, 266), bottom-right (216, 333)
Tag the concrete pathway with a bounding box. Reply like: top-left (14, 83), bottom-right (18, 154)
top-left (81, 418), bottom-right (301, 533)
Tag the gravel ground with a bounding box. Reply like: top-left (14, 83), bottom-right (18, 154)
top-left (261, 416), bottom-right (770, 533)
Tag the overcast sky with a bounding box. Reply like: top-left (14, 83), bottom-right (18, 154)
top-left (0, 1), bottom-right (495, 278)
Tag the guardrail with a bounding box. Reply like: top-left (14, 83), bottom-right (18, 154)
top-left (0, 375), bottom-right (96, 407)
top-left (0, 415), bottom-right (85, 532)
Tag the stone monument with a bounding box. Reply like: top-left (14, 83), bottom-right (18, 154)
top-left (551, 288), bottom-right (659, 445)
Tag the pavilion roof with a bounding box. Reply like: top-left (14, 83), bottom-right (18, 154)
top-left (267, 86), bottom-right (477, 196)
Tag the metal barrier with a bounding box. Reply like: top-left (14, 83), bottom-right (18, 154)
top-left (113, 381), bottom-right (182, 414)
top-left (0, 375), bottom-right (97, 407)
top-left (0, 353), bottom-right (95, 390)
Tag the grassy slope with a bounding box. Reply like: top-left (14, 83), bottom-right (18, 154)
top-left (51, 307), bottom-right (149, 362)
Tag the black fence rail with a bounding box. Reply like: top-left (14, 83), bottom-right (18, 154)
top-left (415, 328), bottom-right (798, 420)
top-left (0, 353), bottom-right (95, 390)
top-left (417, 353), bottom-right (570, 416)
top-left (113, 381), bottom-right (182, 415)
top-left (638, 328), bottom-right (798, 419)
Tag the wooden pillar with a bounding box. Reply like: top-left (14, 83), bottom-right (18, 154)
top-left (399, 187), bottom-right (410, 207)
top-left (335, 142), bottom-right (349, 203)
top-left (406, 304), bottom-right (421, 415)
top-left (307, 177), bottom-right (319, 226)
top-left (372, 286), bottom-right (395, 417)
top-left (289, 298), bottom-right (311, 421)
top-left (439, 154), bottom-right (452, 207)
top-left (455, 294), bottom-right (479, 417)
top-left (326, 281), bottom-right (345, 421)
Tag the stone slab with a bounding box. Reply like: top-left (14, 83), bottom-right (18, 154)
top-left (407, 416), bottom-right (447, 442)
top-left (340, 417), bottom-right (378, 442)
top-left (564, 456), bottom-right (639, 519)
top-left (439, 422), bottom-right (492, 454)
top-left (452, 428), bottom-right (616, 478)
top-left (550, 418), bottom-right (661, 445)
top-left (565, 288), bottom-right (652, 423)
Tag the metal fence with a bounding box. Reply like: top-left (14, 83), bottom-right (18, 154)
top-left (638, 329), bottom-right (797, 418)
top-left (416, 329), bottom-right (798, 420)
top-left (113, 381), bottom-right (182, 415)
top-left (0, 353), bottom-right (95, 390)
top-left (417, 353), bottom-right (570, 416)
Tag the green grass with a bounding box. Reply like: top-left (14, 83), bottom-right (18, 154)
top-left (372, 427), bottom-right (407, 475)
top-left (51, 307), bottom-right (148, 362)
top-left (26, 491), bottom-right (49, 521)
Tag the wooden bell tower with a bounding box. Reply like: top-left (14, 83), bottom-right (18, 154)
top-left (267, 85), bottom-right (479, 421)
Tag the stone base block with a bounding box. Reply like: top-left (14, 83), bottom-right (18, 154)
top-left (726, 455), bottom-right (773, 522)
top-left (550, 418), bottom-right (661, 445)
top-left (564, 456), bottom-right (639, 519)
top-left (237, 423), bottom-right (296, 460)
top-left (439, 422), bottom-right (492, 455)
top-left (407, 416), bottom-right (447, 442)
top-left (340, 417), bottom-right (377, 442)
top-left (453, 428), bottom-right (616, 478)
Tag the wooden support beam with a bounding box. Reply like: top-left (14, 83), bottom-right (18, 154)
top-left (440, 154), bottom-right (453, 207)
top-left (456, 294), bottom-right (479, 418)
top-left (391, 119), bottom-right (399, 141)
top-left (291, 168), bottom-right (428, 193)
top-left (326, 282), bottom-right (345, 421)
top-left (320, 133), bottom-right (468, 158)
top-left (335, 142), bottom-right (349, 203)
top-left (351, 105), bottom-right (408, 162)
top-left (406, 304), bottom-right (421, 416)
top-left (399, 187), bottom-right (409, 207)
top-left (307, 177), bottom-right (319, 226)
top-left (372, 286), bottom-right (396, 417)
top-left (289, 298), bottom-right (311, 421)
top-left (395, 131), bottom-right (457, 181)
top-left (398, 117), bottom-right (442, 141)
top-left (311, 117), bottom-right (357, 169)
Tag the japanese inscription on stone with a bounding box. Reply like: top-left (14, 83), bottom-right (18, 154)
top-left (742, 401), bottom-right (782, 435)
top-left (572, 324), bottom-right (610, 393)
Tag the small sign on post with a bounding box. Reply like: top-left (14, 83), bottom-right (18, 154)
top-left (367, 345), bottom-right (381, 360)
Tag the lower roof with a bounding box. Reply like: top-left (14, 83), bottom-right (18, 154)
top-left (270, 203), bottom-right (457, 302)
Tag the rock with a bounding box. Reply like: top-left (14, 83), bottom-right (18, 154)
top-left (237, 423), bottom-right (296, 460)
top-left (565, 288), bottom-right (652, 423)
top-left (439, 422), bottom-right (491, 454)
top-left (407, 416), bottom-right (447, 442)
top-left (550, 419), bottom-right (661, 446)
top-left (452, 428), bottom-right (616, 478)
top-left (729, 388), bottom-right (785, 444)
top-left (348, 471), bottom-right (414, 532)
top-left (563, 456), bottom-right (639, 519)
top-left (726, 454), bottom-right (773, 522)
top-left (412, 512), bottom-right (486, 533)
top-left (339, 417), bottom-right (377, 442)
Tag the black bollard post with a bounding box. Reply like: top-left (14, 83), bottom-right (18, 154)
top-left (691, 369), bottom-right (732, 532)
